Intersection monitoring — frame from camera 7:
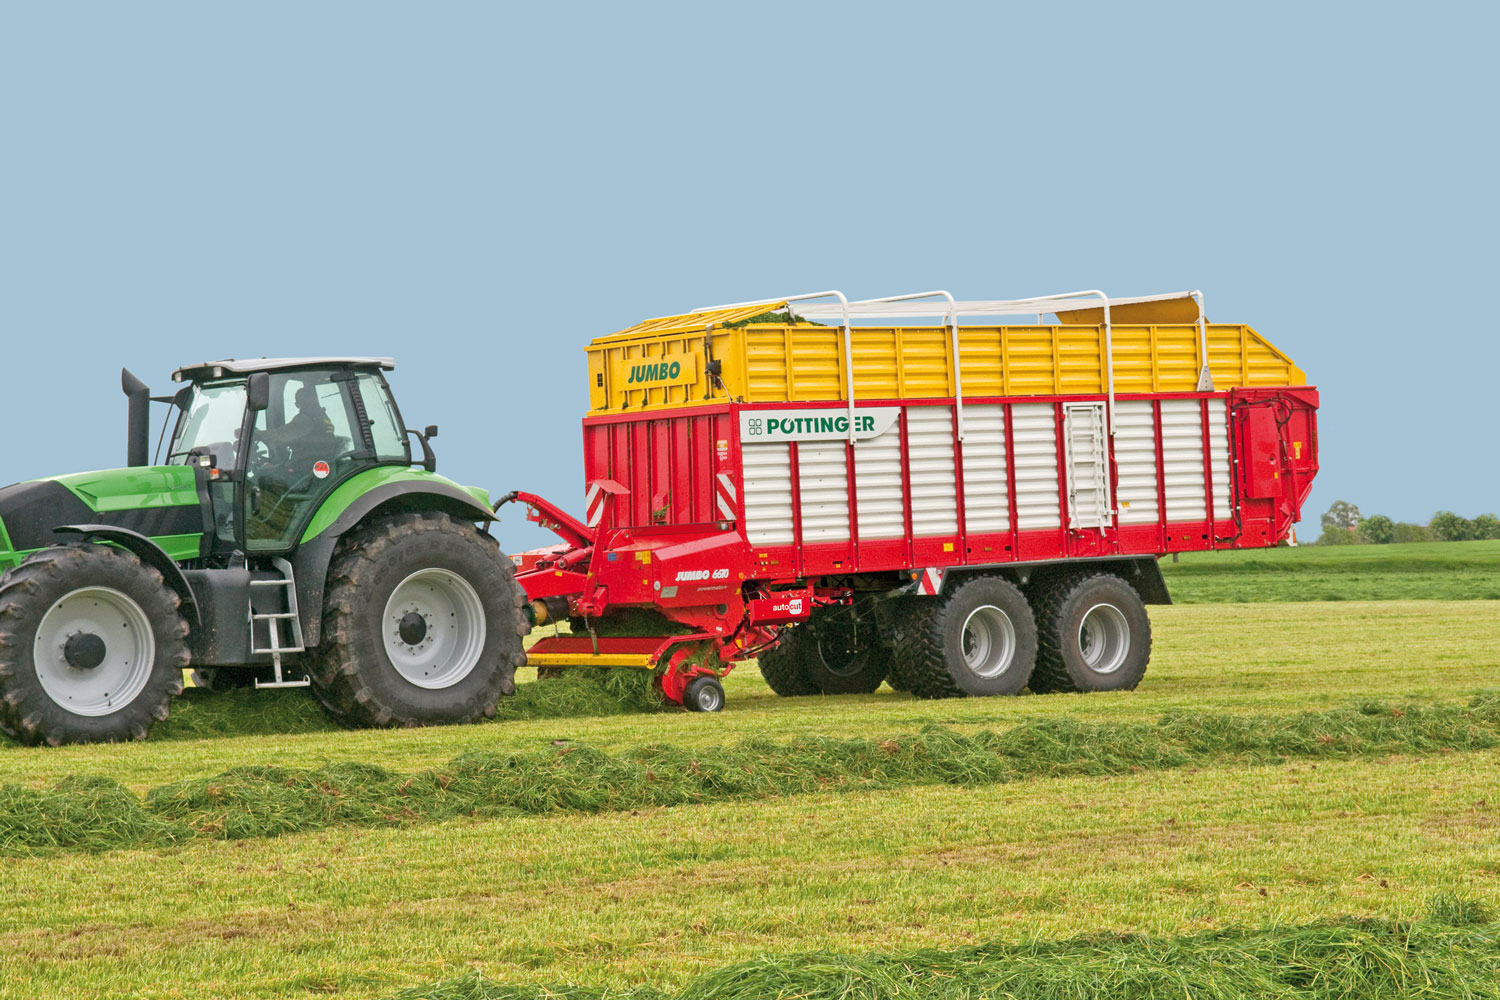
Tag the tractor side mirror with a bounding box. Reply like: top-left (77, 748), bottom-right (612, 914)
top-left (406, 427), bottom-right (437, 473)
top-left (246, 372), bottom-right (271, 412)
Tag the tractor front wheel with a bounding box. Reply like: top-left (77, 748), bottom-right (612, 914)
top-left (0, 544), bottom-right (188, 745)
top-left (309, 512), bottom-right (528, 728)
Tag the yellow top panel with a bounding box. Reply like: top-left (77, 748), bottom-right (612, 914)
top-left (598, 302), bottom-right (789, 342)
top-left (586, 319), bottom-right (1307, 414)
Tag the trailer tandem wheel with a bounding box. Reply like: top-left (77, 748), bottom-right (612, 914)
top-left (757, 609), bottom-right (891, 696)
top-left (887, 576), bottom-right (1037, 699)
top-left (1028, 573), bottom-right (1152, 694)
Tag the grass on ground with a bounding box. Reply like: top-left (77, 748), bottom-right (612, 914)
top-left (1163, 538), bottom-right (1500, 602)
top-left (393, 907), bottom-right (1500, 1000)
top-left (1, 750), bottom-right (1497, 998)
top-left (5, 695), bottom-right (1500, 855)
top-left (0, 546), bottom-right (1496, 998)
top-left (2, 600), bottom-right (1494, 792)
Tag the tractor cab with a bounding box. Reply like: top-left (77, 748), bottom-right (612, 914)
top-left (160, 358), bottom-right (429, 557)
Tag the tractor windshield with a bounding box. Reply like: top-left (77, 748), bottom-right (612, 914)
top-left (168, 380), bottom-right (247, 468)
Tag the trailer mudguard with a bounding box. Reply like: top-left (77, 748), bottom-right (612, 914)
top-left (290, 475), bottom-right (496, 647)
top-left (52, 525), bottom-right (203, 625)
top-left (910, 555), bottom-right (1171, 605)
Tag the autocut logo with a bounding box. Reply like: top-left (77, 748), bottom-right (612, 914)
top-left (739, 407), bottom-right (900, 443)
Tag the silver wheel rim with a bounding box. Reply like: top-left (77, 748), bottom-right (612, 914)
top-left (382, 569), bottom-right (487, 689)
top-left (960, 605), bottom-right (1017, 679)
top-left (697, 682), bottom-right (723, 711)
top-left (1078, 603), bottom-right (1131, 674)
top-left (34, 587), bottom-right (156, 716)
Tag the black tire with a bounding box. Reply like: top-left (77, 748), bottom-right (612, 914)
top-left (683, 674), bottom-right (724, 712)
top-left (1029, 572), bottom-right (1151, 694)
top-left (887, 576), bottom-right (1037, 699)
top-left (755, 626), bottom-right (821, 696)
top-left (757, 611), bottom-right (890, 696)
top-left (0, 545), bottom-right (188, 745)
top-left (308, 512), bottom-right (528, 728)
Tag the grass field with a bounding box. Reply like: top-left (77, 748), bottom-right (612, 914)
top-left (0, 543), bottom-right (1497, 998)
top-left (1163, 538), bottom-right (1500, 602)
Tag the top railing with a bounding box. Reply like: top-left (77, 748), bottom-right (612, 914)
top-left (691, 289), bottom-right (1209, 441)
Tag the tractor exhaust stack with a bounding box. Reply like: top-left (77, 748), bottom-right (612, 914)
top-left (122, 368), bottom-right (151, 467)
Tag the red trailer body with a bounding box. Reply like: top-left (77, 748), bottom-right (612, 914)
top-left (511, 291), bottom-right (1319, 708)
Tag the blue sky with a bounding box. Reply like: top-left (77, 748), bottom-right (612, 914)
top-left (2, 2), bottom-right (1495, 549)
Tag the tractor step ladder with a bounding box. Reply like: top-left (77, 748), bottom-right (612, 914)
top-left (251, 557), bottom-right (311, 688)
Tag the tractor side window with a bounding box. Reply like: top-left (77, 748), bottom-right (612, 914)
top-left (355, 374), bottom-right (409, 462)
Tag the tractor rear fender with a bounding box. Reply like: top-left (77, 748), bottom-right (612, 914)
top-left (290, 479), bottom-right (496, 647)
top-left (52, 525), bottom-right (203, 626)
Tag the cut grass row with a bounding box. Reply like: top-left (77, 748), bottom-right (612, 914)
top-left (2, 600), bottom-right (1494, 793)
top-left (5, 695), bottom-right (1500, 855)
top-left (388, 904), bottom-right (1500, 1000)
top-left (1162, 538), bottom-right (1500, 602)
top-left (2, 751), bottom-right (1496, 999)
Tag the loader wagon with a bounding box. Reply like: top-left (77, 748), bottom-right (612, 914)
top-left (512, 288), bottom-right (1319, 709)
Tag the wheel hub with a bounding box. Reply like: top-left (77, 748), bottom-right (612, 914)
top-left (397, 612), bottom-right (428, 645)
top-left (33, 586), bottom-right (156, 716)
top-left (63, 631), bottom-right (107, 670)
top-left (1078, 603), bottom-right (1131, 674)
top-left (381, 568), bottom-right (487, 690)
top-left (959, 605), bottom-right (1018, 679)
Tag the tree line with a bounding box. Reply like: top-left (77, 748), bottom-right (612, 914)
top-left (1317, 501), bottom-right (1500, 545)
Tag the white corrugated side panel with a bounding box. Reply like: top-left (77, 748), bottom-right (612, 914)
top-left (1063, 402), bottom-right (1111, 529)
top-left (961, 404), bottom-right (1009, 533)
top-left (906, 406), bottom-right (958, 536)
top-left (742, 443), bottom-right (794, 545)
top-left (1113, 400), bottom-right (1158, 525)
top-left (797, 441), bottom-right (851, 542)
top-left (1161, 400), bottom-right (1207, 521)
top-left (1209, 397), bottom-right (1232, 520)
top-left (1012, 403), bottom-right (1061, 529)
top-left (854, 420), bottom-right (904, 540)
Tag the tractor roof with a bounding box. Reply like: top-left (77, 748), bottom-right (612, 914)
top-left (171, 357), bottom-right (396, 382)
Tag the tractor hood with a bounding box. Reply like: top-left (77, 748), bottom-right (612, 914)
top-left (0, 465), bottom-right (206, 570)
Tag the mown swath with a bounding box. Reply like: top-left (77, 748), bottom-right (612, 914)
top-left (1, 696), bottom-right (1498, 855)
top-left (383, 901), bottom-right (1500, 1000)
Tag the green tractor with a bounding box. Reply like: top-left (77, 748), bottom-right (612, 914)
top-left (0, 358), bottom-right (529, 745)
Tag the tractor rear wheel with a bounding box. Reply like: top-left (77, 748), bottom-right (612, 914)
top-left (0, 544), bottom-right (188, 745)
top-left (1028, 573), bottom-right (1151, 694)
top-left (887, 576), bottom-right (1037, 699)
top-left (309, 512), bottom-right (528, 728)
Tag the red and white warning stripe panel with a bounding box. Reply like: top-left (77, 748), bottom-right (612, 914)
top-left (585, 481), bottom-right (607, 528)
top-left (715, 472), bottom-right (737, 521)
top-left (917, 566), bottom-right (945, 595)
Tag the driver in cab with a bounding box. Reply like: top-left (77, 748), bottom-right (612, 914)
top-left (249, 382), bottom-right (344, 537)
top-left (259, 383), bottom-right (341, 478)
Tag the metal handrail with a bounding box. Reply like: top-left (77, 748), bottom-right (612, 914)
top-left (848, 291), bottom-right (963, 441)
